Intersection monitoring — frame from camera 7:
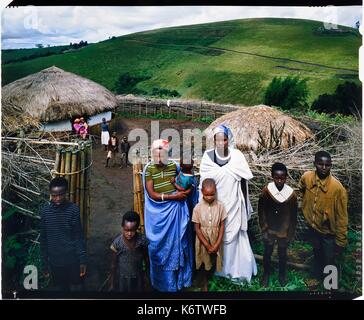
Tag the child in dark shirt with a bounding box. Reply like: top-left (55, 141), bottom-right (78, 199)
top-left (258, 162), bottom-right (297, 287)
top-left (109, 211), bottom-right (149, 292)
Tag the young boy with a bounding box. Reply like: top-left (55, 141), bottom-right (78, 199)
top-left (106, 132), bottom-right (119, 167)
top-left (119, 136), bottom-right (131, 168)
top-left (192, 178), bottom-right (227, 291)
top-left (40, 177), bottom-right (87, 292)
top-left (258, 163), bottom-right (297, 287)
top-left (110, 211), bottom-right (149, 292)
top-left (299, 151), bottom-right (348, 280)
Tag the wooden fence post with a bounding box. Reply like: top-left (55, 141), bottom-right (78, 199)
top-left (70, 149), bottom-right (78, 203)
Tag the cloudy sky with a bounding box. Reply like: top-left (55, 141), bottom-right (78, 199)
top-left (1, 6), bottom-right (362, 49)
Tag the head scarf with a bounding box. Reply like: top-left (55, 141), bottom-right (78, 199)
top-left (151, 139), bottom-right (169, 151)
top-left (213, 124), bottom-right (235, 147)
top-left (151, 139), bottom-right (170, 163)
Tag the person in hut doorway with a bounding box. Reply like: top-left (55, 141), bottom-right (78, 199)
top-left (258, 162), bottom-right (297, 287)
top-left (106, 132), bottom-right (119, 167)
top-left (120, 136), bottom-right (131, 168)
top-left (73, 118), bottom-right (82, 137)
top-left (40, 177), bottom-right (87, 292)
top-left (299, 151), bottom-right (348, 282)
top-left (79, 117), bottom-right (89, 140)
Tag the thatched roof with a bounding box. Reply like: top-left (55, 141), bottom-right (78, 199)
top-left (204, 105), bottom-right (313, 152)
top-left (2, 66), bottom-right (118, 132)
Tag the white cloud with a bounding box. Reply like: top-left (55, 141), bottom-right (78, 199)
top-left (1, 6), bottom-right (362, 49)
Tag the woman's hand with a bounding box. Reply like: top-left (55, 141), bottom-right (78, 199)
top-left (170, 177), bottom-right (176, 184)
top-left (174, 191), bottom-right (188, 201)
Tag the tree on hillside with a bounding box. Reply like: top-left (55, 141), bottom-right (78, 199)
top-left (311, 81), bottom-right (362, 116)
top-left (113, 72), bottom-right (151, 95)
top-left (264, 76), bottom-right (309, 110)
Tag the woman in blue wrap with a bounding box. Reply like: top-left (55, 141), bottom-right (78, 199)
top-left (143, 139), bottom-right (194, 292)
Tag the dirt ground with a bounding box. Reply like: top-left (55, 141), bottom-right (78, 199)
top-left (85, 118), bottom-right (209, 291)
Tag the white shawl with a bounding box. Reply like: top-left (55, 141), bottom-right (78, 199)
top-left (199, 148), bottom-right (253, 243)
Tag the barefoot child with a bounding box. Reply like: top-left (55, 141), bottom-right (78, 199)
top-left (258, 163), bottom-right (297, 287)
top-left (110, 211), bottom-right (149, 292)
top-left (192, 178), bottom-right (227, 291)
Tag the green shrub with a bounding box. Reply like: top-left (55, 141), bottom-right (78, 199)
top-left (311, 81), bottom-right (362, 116)
top-left (151, 87), bottom-right (181, 98)
top-left (113, 72), bottom-right (151, 95)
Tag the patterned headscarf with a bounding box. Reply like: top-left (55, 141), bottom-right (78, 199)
top-left (151, 139), bottom-right (170, 151)
top-left (213, 124), bottom-right (235, 147)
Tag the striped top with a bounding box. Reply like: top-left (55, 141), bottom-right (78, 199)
top-left (145, 161), bottom-right (177, 194)
top-left (40, 201), bottom-right (87, 269)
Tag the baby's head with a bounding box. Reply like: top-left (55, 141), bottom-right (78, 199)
top-left (201, 178), bottom-right (216, 204)
top-left (271, 162), bottom-right (288, 191)
top-left (180, 158), bottom-right (193, 174)
top-left (121, 211), bottom-right (140, 240)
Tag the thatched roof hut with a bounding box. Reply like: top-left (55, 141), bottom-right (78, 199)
top-left (2, 66), bottom-right (118, 132)
top-left (204, 105), bottom-right (313, 152)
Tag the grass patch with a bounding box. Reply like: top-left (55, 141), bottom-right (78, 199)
top-left (207, 230), bottom-right (361, 294)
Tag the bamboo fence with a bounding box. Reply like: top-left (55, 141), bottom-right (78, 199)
top-left (51, 140), bottom-right (93, 238)
top-left (2, 137), bottom-right (93, 239)
top-left (132, 154), bottom-right (145, 233)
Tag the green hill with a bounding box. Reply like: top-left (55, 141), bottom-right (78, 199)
top-left (2, 18), bottom-right (360, 106)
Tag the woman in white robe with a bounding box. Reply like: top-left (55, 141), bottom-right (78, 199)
top-left (199, 125), bottom-right (257, 283)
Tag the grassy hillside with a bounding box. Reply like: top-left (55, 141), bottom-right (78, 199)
top-left (2, 18), bottom-right (360, 106)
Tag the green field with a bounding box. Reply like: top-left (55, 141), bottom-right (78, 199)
top-left (2, 18), bottom-right (360, 106)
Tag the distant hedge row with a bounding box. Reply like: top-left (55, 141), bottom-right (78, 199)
top-left (264, 76), bottom-right (361, 116)
top-left (113, 72), bottom-right (180, 98)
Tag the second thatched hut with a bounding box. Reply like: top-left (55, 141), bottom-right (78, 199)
top-left (204, 105), bottom-right (313, 152)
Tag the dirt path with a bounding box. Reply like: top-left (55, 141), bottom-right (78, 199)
top-left (85, 118), bottom-right (209, 291)
top-left (85, 143), bottom-right (133, 291)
